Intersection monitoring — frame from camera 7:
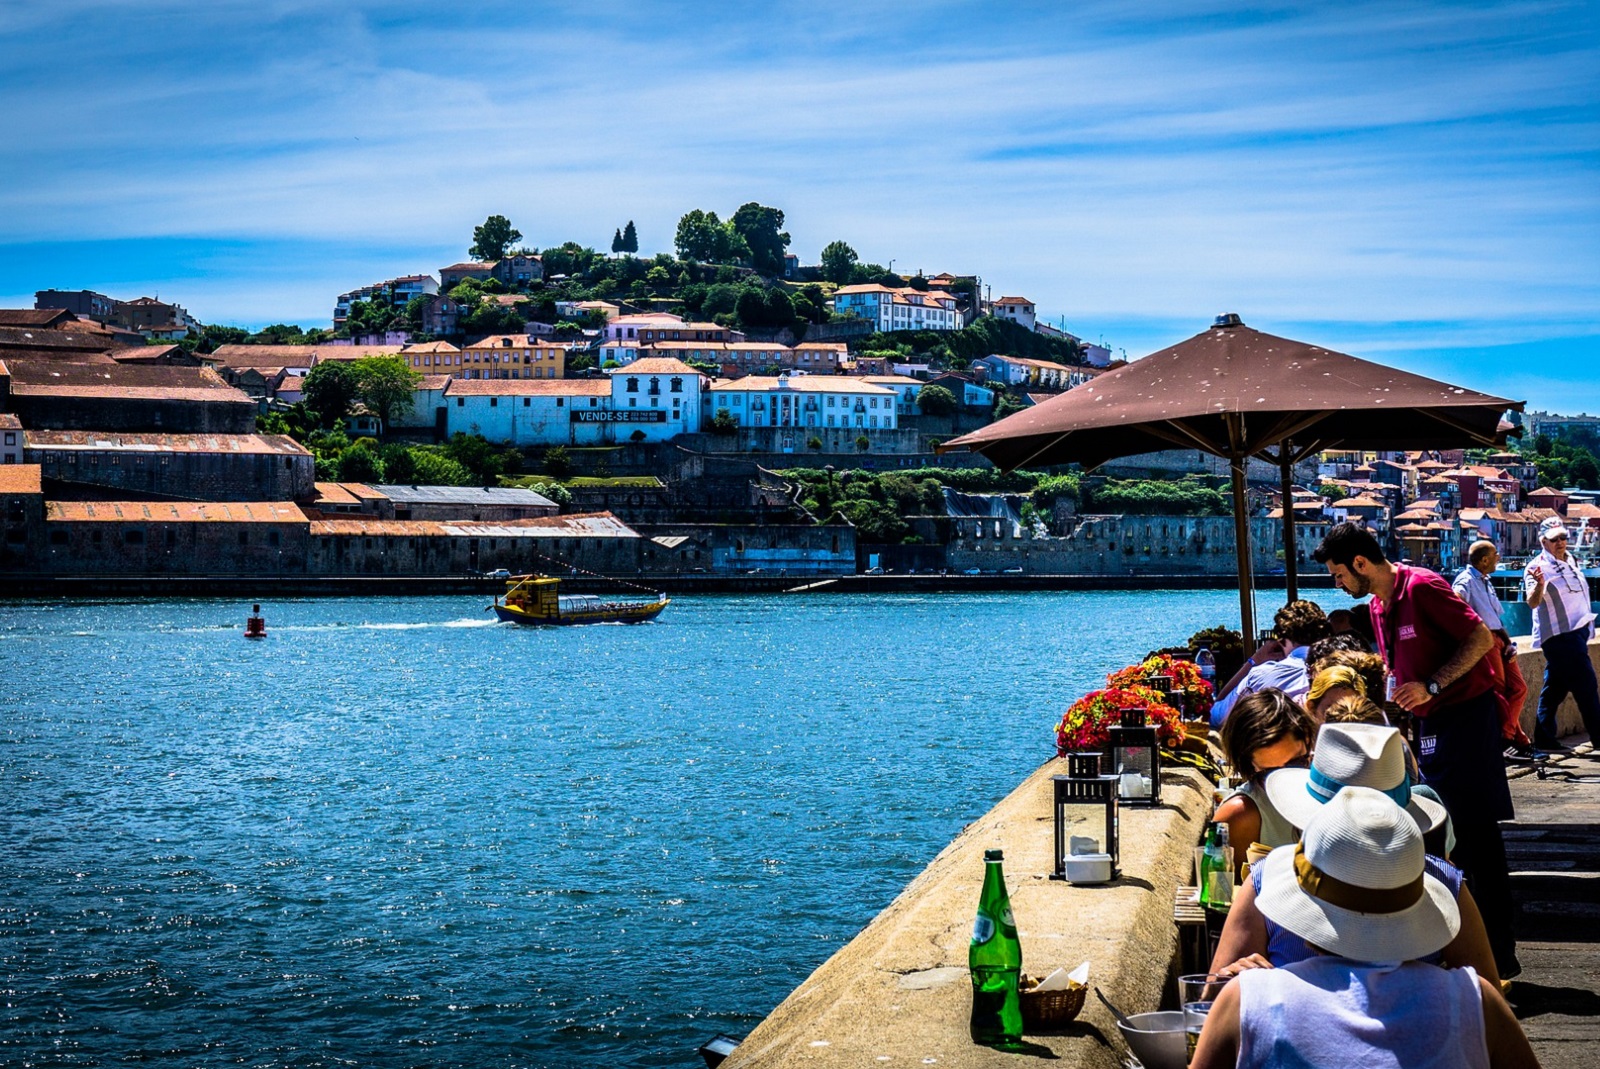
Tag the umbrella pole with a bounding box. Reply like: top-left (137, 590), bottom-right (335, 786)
top-left (1230, 452), bottom-right (1257, 656)
top-left (1280, 449), bottom-right (1298, 603)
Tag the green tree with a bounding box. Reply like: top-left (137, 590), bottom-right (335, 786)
top-left (352, 355), bottom-right (422, 430)
top-left (611, 228), bottom-right (624, 254)
top-left (409, 450), bottom-right (473, 485)
top-left (302, 360), bottom-right (362, 427)
top-left (380, 443), bottom-right (416, 484)
top-left (622, 220), bottom-right (639, 254)
top-left (820, 240), bottom-right (858, 283)
top-left (995, 394), bottom-right (1027, 420)
top-left (675, 209), bottom-right (725, 261)
top-left (646, 265), bottom-right (671, 287)
top-left (711, 409), bottom-right (738, 436)
top-left (469, 215), bottom-right (521, 261)
top-left (915, 384), bottom-right (958, 416)
top-left (730, 202), bottom-right (790, 275)
top-left (542, 445), bottom-right (572, 478)
top-left (337, 437), bottom-right (385, 482)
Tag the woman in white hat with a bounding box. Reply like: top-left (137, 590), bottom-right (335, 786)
top-left (1209, 722), bottom-right (1499, 985)
top-left (1192, 786), bottom-right (1536, 1069)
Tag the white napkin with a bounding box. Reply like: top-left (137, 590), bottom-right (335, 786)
top-left (1036, 960), bottom-right (1090, 992)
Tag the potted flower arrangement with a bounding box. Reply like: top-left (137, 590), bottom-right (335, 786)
top-left (1054, 684), bottom-right (1185, 756)
top-left (1107, 653), bottom-right (1216, 724)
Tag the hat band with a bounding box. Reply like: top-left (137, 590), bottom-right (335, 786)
top-left (1306, 764), bottom-right (1411, 809)
top-left (1294, 843), bottom-right (1424, 914)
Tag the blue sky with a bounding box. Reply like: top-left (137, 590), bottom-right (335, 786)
top-left (3, 1), bottom-right (1597, 411)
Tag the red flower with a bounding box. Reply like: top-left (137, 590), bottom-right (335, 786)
top-left (1054, 683), bottom-right (1186, 755)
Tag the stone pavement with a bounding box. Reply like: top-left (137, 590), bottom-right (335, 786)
top-left (1504, 736), bottom-right (1600, 1069)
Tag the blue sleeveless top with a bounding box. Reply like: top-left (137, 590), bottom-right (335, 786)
top-left (1252, 854), bottom-right (1464, 966)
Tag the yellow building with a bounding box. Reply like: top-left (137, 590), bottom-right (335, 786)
top-left (458, 334), bottom-right (567, 380)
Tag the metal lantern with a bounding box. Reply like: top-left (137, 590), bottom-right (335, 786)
top-left (1151, 672), bottom-right (1186, 719)
top-left (1052, 752), bottom-right (1119, 881)
top-left (1108, 706), bottom-right (1162, 807)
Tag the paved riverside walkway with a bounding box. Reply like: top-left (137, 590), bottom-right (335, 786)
top-left (1504, 736), bottom-right (1600, 1069)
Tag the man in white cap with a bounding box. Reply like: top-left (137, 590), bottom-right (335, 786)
top-left (1191, 787), bottom-right (1536, 1069)
top-left (1525, 514), bottom-right (1600, 753)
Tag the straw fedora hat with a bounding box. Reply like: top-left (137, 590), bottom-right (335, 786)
top-left (1256, 786), bottom-right (1459, 963)
top-left (1263, 722), bottom-right (1447, 835)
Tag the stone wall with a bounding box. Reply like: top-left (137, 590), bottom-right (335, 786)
top-left (7, 393), bottom-right (257, 434)
top-left (1514, 636), bottom-right (1600, 741)
top-left (721, 763), bottom-right (1213, 1068)
top-left (304, 526), bottom-right (642, 577)
top-left (633, 522), bottom-right (856, 575)
top-left (36, 517), bottom-right (310, 575)
top-left (27, 440), bottom-right (314, 502)
top-left (946, 514), bottom-right (1281, 575)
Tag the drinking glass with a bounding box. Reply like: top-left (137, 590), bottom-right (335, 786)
top-left (1178, 973), bottom-right (1228, 1063)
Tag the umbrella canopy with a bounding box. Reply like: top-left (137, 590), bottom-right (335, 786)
top-left (940, 316), bottom-right (1522, 646)
top-left (944, 317), bottom-right (1519, 471)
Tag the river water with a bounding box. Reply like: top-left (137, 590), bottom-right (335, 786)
top-left (0, 591), bottom-right (1337, 1067)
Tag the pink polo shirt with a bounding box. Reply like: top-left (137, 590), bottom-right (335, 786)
top-left (1370, 563), bottom-right (1496, 717)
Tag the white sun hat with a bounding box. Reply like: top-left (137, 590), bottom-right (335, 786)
top-left (1263, 722), bottom-right (1447, 836)
top-left (1540, 515), bottom-right (1571, 542)
top-left (1256, 786), bottom-right (1459, 964)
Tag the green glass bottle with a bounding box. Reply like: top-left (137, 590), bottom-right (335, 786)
top-left (969, 848), bottom-right (1024, 1045)
top-left (1198, 821), bottom-right (1233, 909)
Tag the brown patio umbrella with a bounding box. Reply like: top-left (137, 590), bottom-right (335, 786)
top-left (939, 315), bottom-right (1522, 646)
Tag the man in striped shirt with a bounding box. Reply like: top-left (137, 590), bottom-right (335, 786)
top-left (1525, 515), bottom-right (1600, 753)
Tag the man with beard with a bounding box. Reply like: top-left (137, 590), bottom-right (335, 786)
top-left (1313, 521), bottom-right (1519, 981)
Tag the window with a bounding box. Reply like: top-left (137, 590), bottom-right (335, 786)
top-left (526, 398), bottom-right (532, 407)
top-left (627, 378), bottom-right (639, 393)
top-left (238, 531), bottom-right (248, 545)
top-left (457, 398), bottom-right (465, 407)
top-left (490, 397), bottom-right (498, 407)
top-left (670, 377), bottom-right (683, 393)
top-left (49, 529), bottom-right (67, 545)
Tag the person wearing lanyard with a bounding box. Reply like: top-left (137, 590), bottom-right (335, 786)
top-left (1452, 540), bottom-right (1536, 763)
top-left (1313, 521), bottom-right (1518, 981)
top-left (1524, 515), bottom-right (1600, 753)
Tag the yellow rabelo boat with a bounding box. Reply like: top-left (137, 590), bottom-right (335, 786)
top-left (491, 574), bottom-right (669, 626)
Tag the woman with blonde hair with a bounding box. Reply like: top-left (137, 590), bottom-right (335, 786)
top-left (1305, 664), bottom-right (1365, 720)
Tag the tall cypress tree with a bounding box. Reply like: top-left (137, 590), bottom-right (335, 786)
top-left (622, 220), bottom-right (639, 254)
top-left (611, 228), bottom-right (624, 254)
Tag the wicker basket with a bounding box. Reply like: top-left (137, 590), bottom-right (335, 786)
top-left (1019, 982), bottom-right (1086, 1030)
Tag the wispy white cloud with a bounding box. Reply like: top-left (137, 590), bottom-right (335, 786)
top-left (0, 1), bottom-right (1595, 406)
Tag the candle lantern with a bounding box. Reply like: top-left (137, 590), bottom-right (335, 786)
top-left (1108, 706), bottom-right (1162, 807)
top-left (1052, 752), bottom-right (1119, 881)
top-left (1151, 672), bottom-right (1185, 718)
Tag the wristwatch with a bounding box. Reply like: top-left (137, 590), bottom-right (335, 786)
top-left (1425, 678), bottom-right (1442, 697)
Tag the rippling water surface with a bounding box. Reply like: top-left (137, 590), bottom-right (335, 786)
top-left (0, 590), bottom-right (1297, 1067)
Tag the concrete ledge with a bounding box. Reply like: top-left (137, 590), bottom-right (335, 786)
top-left (722, 762), bottom-right (1212, 1068)
top-left (1514, 636), bottom-right (1600, 741)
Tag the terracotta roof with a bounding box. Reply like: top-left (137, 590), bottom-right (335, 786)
top-left (440, 261), bottom-right (498, 271)
top-left (0, 309), bottom-right (75, 328)
top-left (47, 501), bottom-right (306, 523)
top-left (107, 344), bottom-right (184, 362)
top-left (23, 431), bottom-right (310, 456)
top-left (309, 482), bottom-right (363, 506)
top-left (308, 511), bottom-right (637, 538)
top-left (707, 376), bottom-right (895, 395)
top-left (860, 375), bottom-right (925, 385)
top-left (608, 357), bottom-right (703, 376)
top-left (0, 349), bottom-right (117, 365)
top-left (994, 297), bottom-right (1034, 306)
top-left (1333, 496), bottom-right (1386, 508)
top-left (0, 325), bottom-right (117, 352)
top-left (416, 374), bottom-right (452, 390)
top-left (443, 379), bottom-right (609, 397)
top-left (0, 464), bottom-right (42, 494)
top-left (463, 334), bottom-right (564, 350)
top-left (6, 363), bottom-right (250, 402)
top-left (402, 341), bottom-right (461, 354)
top-left (0, 413), bottom-right (19, 428)
top-left (205, 344), bottom-right (403, 367)
top-left (1526, 486), bottom-right (1566, 497)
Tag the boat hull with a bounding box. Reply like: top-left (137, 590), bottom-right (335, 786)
top-left (493, 600), bottom-right (669, 626)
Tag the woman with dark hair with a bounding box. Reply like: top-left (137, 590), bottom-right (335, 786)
top-left (1215, 689), bottom-right (1315, 850)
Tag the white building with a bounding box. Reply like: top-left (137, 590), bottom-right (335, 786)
top-left (393, 374), bottom-right (452, 429)
top-left (443, 357), bottom-right (703, 446)
top-left (705, 374), bottom-right (899, 431)
top-left (830, 285), bottom-right (961, 332)
top-left (860, 375), bottom-right (924, 416)
top-left (334, 275), bottom-right (438, 328)
top-left (603, 313), bottom-right (736, 343)
top-left (990, 296), bottom-right (1036, 331)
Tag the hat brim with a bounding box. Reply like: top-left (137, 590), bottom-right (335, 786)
top-left (1263, 767), bottom-right (1447, 837)
top-left (1255, 844), bottom-right (1460, 963)
top-left (1543, 527), bottom-right (1571, 541)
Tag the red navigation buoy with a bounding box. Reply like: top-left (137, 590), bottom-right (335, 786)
top-left (244, 604), bottom-right (267, 639)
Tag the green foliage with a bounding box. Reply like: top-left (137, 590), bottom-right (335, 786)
top-left (1032, 473), bottom-right (1080, 508)
top-left (1083, 478), bottom-right (1228, 516)
top-left (820, 240), bottom-right (858, 283)
top-left (567, 352), bottom-right (596, 373)
top-left (469, 214), bottom-right (521, 261)
top-left (408, 450), bottom-right (474, 486)
top-left (915, 384), bottom-right (958, 416)
top-left (855, 435), bottom-right (871, 452)
top-left (710, 409), bottom-right (739, 436)
top-left (1317, 482), bottom-right (1343, 499)
top-left (460, 303), bottom-right (525, 336)
top-left (351, 355), bottom-right (422, 428)
top-left (1526, 434), bottom-right (1600, 490)
top-left (994, 394), bottom-right (1027, 419)
top-left (729, 203), bottom-right (790, 276)
top-left (675, 209), bottom-right (749, 263)
top-left (622, 220), bottom-right (639, 254)
top-left (302, 360), bottom-right (362, 427)
top-left (540, 242), bottom-right (600, 277)
top-left (542, 445), bottom-right (572, 478)
top-left (439, 433), bottom-right (522, 483)
top-left (806, 435), bottom-right (823, 450)
top-left (380, 442), bottom-right (416, 484)
top-left (646, 265), bottom-right (671, 287)
top-left (611, 228), bottom-right (624, 254)
top-left (336, 437), bottom-right (385, 482)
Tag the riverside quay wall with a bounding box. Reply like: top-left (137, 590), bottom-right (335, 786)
top-left (945, 513), bottom-right (1310, 576)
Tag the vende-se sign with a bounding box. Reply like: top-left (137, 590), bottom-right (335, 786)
top-left (571, 410), bottom-right (666, 424)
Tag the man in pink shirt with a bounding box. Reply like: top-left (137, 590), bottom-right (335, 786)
top-left (1314, 521), bottom-right (1518, 980)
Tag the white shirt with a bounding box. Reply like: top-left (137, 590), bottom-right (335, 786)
top-left (1524, 548), bottom-right (1595, 647)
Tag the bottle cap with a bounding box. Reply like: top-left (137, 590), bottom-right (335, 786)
top-left (984, 848), bottom-right (1004, 861)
